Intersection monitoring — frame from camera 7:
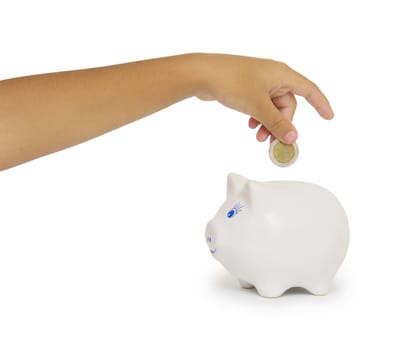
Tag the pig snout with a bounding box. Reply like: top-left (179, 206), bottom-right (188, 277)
top-left (205, 222), bottom-right (217, 255)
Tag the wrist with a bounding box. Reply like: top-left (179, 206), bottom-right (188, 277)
top-left (179, 53), bottom-right (215, 100)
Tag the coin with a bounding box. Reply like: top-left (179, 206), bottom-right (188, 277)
top-left (269, 139), bottom-right (299, 167)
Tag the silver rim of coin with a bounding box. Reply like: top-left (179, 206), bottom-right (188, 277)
top-left (269, 139), bottom-right (299, 167)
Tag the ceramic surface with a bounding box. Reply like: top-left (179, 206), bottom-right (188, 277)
top-left (206, 174), bottom-right (349, 298)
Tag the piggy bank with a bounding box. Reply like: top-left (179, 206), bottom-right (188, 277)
top-left (205, 174), bottom-right (349, 298)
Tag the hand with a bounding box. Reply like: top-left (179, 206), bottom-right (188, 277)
top-left (194, 54), bottom-right (333, 144)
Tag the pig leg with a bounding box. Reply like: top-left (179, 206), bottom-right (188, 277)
top-left (239, 279), bottom-right (254, 289)
top-left (255, 284), bottom-right (286, 298)
top-left (305, 280), bottom-right (331, 296)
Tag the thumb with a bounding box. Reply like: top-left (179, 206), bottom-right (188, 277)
top-left (258, 97), bottom-right (298, 144)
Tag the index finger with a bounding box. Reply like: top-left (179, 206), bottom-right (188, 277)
top-left (283, 67), bottom-right (334, 120)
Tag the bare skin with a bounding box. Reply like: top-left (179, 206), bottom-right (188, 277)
top-left (0, 53), bottom-right (333, 171)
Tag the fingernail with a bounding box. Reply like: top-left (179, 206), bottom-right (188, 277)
top-left (283, 131), bottom-right (297, 143)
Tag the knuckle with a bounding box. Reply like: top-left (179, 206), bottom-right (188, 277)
top-left (309, 81), bottom-right (319, 92)
top-left (278, 61), bottom-right (291, 72)
top-left (267, 59), bottom-right (290, 72)
top-left (305, 83), bottom-right (320, 100)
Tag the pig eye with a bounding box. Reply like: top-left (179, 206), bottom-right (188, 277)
top-left (227, 208), bottom-right (237, 218)
top-left (226, 203), bottom-right (244, 219)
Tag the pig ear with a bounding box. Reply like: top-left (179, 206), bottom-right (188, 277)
top-left (242, 181), bottom-right (257, 205)
top-left (227, 173), bottom-right (249, 196)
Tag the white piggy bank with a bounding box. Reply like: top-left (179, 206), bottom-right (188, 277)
top-left (205, 174), bottom-right (349, 298)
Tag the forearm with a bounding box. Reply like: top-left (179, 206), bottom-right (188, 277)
top-left (0, 54), bottom-right (201, 170)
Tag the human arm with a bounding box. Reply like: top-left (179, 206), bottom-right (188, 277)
top-left (0, 53), bottom-right (333, 171)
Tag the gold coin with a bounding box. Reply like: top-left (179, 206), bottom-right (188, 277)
top-left (269, 140), bottom-right (299, 167)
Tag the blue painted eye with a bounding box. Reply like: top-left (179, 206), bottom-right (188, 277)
top-left (227, 208), bottom-right (237, 218)
top-left (226, 202), bottom-right (244, 219)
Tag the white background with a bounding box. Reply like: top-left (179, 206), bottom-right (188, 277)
top-left (0, 0), bottom-right (397, 349)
